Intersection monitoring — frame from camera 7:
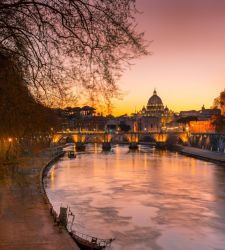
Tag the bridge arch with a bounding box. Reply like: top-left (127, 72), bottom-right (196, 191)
top-left (52, 131), bottom-right (190, 146)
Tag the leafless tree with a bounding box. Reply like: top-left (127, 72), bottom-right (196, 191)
top-left (0, 0), bottom-right (148, 105)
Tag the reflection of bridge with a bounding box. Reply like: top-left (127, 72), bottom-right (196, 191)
top-left (52, 131), bottom-right (189, 145)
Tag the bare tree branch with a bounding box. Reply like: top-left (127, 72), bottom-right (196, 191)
top-left (0, 0), bottom-right (149, 105)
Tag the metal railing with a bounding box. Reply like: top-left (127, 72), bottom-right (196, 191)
top-left (70, 230), bottom-right (114, 247)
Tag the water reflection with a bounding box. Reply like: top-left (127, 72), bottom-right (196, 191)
top-left (46, 145), bottom-right (225, 250)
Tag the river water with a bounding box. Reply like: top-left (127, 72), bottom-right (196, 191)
top-left (45, 144), bottom-right (225, 250)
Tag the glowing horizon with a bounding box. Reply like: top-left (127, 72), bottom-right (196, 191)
top-left (110, 0), bottom-right (225, 116)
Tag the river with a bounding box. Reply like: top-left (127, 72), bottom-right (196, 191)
top-left (45, 144), bottom-right (225, 250)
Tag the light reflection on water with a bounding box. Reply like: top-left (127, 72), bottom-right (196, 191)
top-left (45, 144), bottom-right (225, 250)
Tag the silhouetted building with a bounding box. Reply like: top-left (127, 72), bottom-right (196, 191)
top-left (105, 115), bottom-right (137, 132)
top-left (73, 115), bottom-right (108, 131)
top-left (134, 89), bottom-right (174, 131)
top-left (179, 110), bottom-right (199, 118)
top-left (59, 106), bottom-right (101, 130)
top-left (178, 105), bottom-right (221, 133)
top-left (62, 106), bottom-right (96, 119)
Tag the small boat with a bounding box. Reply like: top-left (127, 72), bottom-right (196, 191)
top-left (76, 142), bottom-right (86, 151)
top-left (129, 142), bottom-right (138, 150)
top-left (69, 230), bottom-right (114, 250)
top-left (59, 206), bottom-right (115, 250)
top-left (102, 142), bottom-right (111, 151)
top-left (68, 151), bottom-right (76, 159)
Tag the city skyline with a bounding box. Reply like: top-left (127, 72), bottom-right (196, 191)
top-left (0, 2), bottom-right (224, 250)
top-left (111, 0), bottom-right (225, 116)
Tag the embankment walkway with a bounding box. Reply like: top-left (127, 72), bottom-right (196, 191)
top-left (178, 146), bottom-right (225, 164)
top-left (0, 151), bottom-right (79, 250)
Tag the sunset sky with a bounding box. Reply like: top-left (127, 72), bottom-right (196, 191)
top-left (112, 0), bottom-right (225, 116)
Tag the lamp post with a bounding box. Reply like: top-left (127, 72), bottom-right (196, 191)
top-left (6, 137), bottom-right (13, 161)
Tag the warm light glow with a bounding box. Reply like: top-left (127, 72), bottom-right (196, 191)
top-left (179, 133), bottom-right (189, 143)
top-left (108, 1), bottom-right (225, 116)
top-left (52, 134), bottom-right (62, 143)
top-left (127, 133), bottom-right (139, 143)
top-left (154, 133), bottom-right (168, 143)
top-left (189, 121), bottom-right (216, 133)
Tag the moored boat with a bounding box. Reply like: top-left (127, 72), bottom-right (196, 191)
top-left (102, 142), bottom-right (111, 151)
top-left (129, 142), bottom-right (138, 150)
top-left (58, 206), bottom-right (115, 250)
top-left (69, 230), bottom-right (114, 250)
top-left (76, 142), bottom-right (86, 151)
top-left (68, 151), bottom-right (76, 158)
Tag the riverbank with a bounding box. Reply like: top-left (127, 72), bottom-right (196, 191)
top-left (176, 145), bottom-right (225, 164)
top-left (0, 149), bottom-right (80, 250)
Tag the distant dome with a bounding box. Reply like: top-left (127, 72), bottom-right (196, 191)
top-left (164, 106), bottom-right (169, 112)
top-left (139, 89), bottom-right (172, 119)
top-left (147, 89), bottom-right (163, 108)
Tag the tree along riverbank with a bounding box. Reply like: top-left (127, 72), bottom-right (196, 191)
top-left (0, 148), bottom-right (79, 250)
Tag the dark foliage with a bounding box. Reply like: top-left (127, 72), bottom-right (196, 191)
top-left (0, 54), bottom-right (59, 137)
top-left (213, 89), bottom-right (225, 116)
top-left (212, 90), bottom-right (225, 132)
top-left (176, 116), bottom-right (198, 124)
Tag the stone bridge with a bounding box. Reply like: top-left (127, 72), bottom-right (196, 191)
top-left (52, 131), bottom-right (189, 145)
top-left (51, 131), bottom-right (225, 152)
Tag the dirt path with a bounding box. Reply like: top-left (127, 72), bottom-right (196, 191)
top-left (0, 152), bottom-right (80, 250)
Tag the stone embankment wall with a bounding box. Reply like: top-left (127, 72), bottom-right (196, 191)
top-left (189, 133), bottom-right (225, 153)
top-left (176, 145), bottom-right (225, 164)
